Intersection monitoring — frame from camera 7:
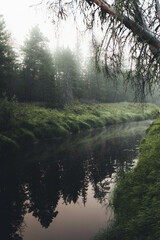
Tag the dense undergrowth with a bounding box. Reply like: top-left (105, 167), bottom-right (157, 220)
top-left (92, 118), bottom-right (160, 240)
top-left (0, 97), bottom-right (159, 158)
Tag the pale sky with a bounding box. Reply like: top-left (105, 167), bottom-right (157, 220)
top-left (0, 0), bottom-right (82, 51)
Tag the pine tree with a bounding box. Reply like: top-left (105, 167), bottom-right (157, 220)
top-left (0, 15), bottom-right (17, 97)
top-left (54, 48), bottom-right (80, 106)
top-left (21, 26), bottom-right (55, 103)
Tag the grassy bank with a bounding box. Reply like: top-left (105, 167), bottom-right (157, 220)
top-left (0, 99), bottom-right (159, 158)
top-left (93, 118), bottom-right (160, 240)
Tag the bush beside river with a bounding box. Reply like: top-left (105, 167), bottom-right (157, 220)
top-left (0, 98), bottom-right (159, 158)
top-left (93, 118), bottom-right (160, 240)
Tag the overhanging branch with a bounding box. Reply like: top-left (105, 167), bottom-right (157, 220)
top-left (92, 0), bottom-right (160, 50)
top-left (156, 0), bottom-right (160, 20)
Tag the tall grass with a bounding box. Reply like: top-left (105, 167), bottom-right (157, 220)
top-left (92, 118), bottom-right (160, 240)
top-left (0, 100), bottom-right (159, 158)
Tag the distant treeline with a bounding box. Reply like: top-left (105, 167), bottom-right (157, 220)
top-left (0, 16), bottom-right (159, 107)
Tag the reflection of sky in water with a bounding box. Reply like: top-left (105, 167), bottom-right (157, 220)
top-left (24, 184), bottom-right (112, 240)
top-left (0, 120), bottom-right (152, 240)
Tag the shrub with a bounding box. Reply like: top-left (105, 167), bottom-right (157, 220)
top-left (0, 95), bottom-right (19, 131)
top-left (0, 134), bottom-right (18, 156)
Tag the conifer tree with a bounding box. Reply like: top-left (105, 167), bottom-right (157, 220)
top-left (21, 26), bottom-right (55, 103)
top-left (0, 15), bottom-right (17, 97)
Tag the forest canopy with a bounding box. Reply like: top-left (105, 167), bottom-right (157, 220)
top-left (0, 16), bottom-right (137, 106)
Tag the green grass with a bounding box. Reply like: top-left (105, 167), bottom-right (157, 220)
top-left (0, 100), bottom-right (159, 158)
top-left (92, 118), bottom-right (160, 240)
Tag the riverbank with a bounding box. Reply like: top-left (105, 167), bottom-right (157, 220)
top-left (92, 118), bottom-right (160, 240)
top-left (0, 99), bottom-right (159, 158)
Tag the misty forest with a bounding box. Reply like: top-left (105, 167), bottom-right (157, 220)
top-left (1, 0), bottom-right (160, 240)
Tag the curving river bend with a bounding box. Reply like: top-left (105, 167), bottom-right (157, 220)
top-left (0, 120), bottom-right (152, 240)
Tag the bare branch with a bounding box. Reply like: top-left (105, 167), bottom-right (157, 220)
top-left (29, 0), bottom-right (44, 7)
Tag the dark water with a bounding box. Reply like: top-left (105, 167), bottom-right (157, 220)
top-left (0, 120), bottom-right (152, 240)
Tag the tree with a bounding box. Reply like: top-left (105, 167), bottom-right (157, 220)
top-left (46, 0), bottom-right (160, 98)
top-left (21, 26), bottom-right (55, 103)
top-left (54, 48), bottom-right (81, 106)
top-left (83, 55), bottom-right (134, 103)
top-left (0, 15), bottom-right (17, 98)
top-left (83, 54), bottom-right (104, 101)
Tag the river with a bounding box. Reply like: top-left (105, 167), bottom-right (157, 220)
top-left (0, 120), bottom-right (152, 240)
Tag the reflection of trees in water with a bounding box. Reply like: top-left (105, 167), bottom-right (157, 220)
top-left (0, 132), bottom-right (141, 239)
top-left (27, 161), bottom-right (60, 228)
top-left (0, 168), bottom-right (27, 240)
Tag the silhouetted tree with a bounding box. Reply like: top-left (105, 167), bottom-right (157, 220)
top-left (21, 26), bottom-right (55, 103)
top-left (0, 15), bottom-right (17, 98)
top-left (54, 48), bottom-right (81, 106)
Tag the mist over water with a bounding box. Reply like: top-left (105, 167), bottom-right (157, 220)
top-left (0, 120), bottom-right (152, 240)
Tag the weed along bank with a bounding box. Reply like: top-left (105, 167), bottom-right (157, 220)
top-left (0, 101), bottom-right (159, 158)
top-left (92, 118), bottom-right (160, 240)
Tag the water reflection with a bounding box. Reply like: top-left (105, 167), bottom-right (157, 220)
top-left (0, 121), bottom-right (151, 239)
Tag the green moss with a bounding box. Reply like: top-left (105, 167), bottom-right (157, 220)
top-left (0, 101), bottom-right (159, 158)
top-left (92, 117), bottom-right (160, 240)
